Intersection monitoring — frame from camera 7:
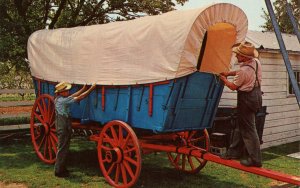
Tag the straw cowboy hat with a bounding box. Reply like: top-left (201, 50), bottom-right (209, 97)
top-left (232, 41), bottom-right (259, 58)
top-left (55, 82), bottom-right (72, 93)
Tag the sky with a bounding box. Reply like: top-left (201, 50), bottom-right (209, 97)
top-left (176, 0), bottom-right (268, 31)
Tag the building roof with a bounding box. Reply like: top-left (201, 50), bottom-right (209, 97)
top-left (246, 30), bottom-right (300, 52)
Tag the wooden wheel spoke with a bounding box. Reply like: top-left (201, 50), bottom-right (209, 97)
top-left (41, 99), bottom-right (48, 121)
top-left (168, 154), bottom-right (174, 162)
top-left (103, 133), bottom-right (117, 147)
top-left (118, 126), bottom-right (123, 145)
top-left (114, 164), bottom-right (120, 185)
top-left (195, 157), bottom-right (203, 164)
top-left (35, 134), bottom-right (41, 141)
top-left (43, 137), bottom-right (48, 158)
top-left (188, 131), bottom-right (197, 140)
top-left (189, 145), bottom-right (202, 150)
top-left (124, 146), bottom-right (137, 154)
top-left (107, 162), bottom-right (116, 176)
top-left (34, 112), bottom-right (46, 125)
top-left (50, 127), bottom-right (56, 133)
top-left (49, 108), bottom-right (55, 125)
top-left (49, 135), bottom-right (58, 154)
top-left (109, 126), bottom-right (118, 143)
top-left (50, 114), bottom-right (55, 125)
top-left (188, 156), bottom-right (195, 170)
top-left (174, 153), bottom-right (180, 164)
top-left (37, 102), bottom-right (45, 119)
top-left (124, 156), bottom-right (138, 167)
top-left (190, 136), bottom-right (206, 143)
top-left (120, 164), bottom-right (128, 184)
top-left (101, 145), bottom-right (112, 151)
top-left (48, 136), bottom-right (53, 160)
top-left (50, 132), bottom-right (58, 143)
top-left (38, 135), bottom-right (45, 150)
top-left (47, 100), bottom-right (53, 123)
top-left (121, 134), bottom-right (130, 149)
top-left (123, 160), bottom-right (135, 179)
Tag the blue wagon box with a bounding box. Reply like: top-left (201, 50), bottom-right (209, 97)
top-left (28, 3), bottom-right (248, 133)
top-left (33, 72), bottom-right (223, 132)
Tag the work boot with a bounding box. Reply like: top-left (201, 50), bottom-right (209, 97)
top-left (240, 158), bottom-right (262, 167)
top-left (55, 169), bottom-right (70, 178)
top-left (220, 151), bottom-right (241, 160)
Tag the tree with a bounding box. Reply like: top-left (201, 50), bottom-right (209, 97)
top-left (0, 0), bottom-right (187, 89)
top-left (261, 0), bottom-right (300, 34)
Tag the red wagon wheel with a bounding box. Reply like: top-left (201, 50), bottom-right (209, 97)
top-left (167, 129), bottom-right (210, 174)
top-left (30, 94), bottom-right (57, 164)
top-left (97, 120), bottom-right (142, 188)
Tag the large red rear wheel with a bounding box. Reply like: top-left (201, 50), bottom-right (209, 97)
top-left (30, 94), bottom-right (57, 164)
top-left (167, 129), bottom-right (210, 174)
top-left (98, 120), bottom-right (141, 188)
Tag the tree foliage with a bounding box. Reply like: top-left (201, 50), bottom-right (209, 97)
top-left (0, 62), bottom-right (33, 89)
top-left (261, 0), bottom-right (300, 34)
top-left (0, 0), bottom-right (187, 88)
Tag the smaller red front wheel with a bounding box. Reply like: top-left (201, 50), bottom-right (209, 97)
top-left (97, 120), bottom-right (142, 188)
top-left (30, 94), bottom-right (57, 164)
top-left (167, 129), bottom-right (210, 174)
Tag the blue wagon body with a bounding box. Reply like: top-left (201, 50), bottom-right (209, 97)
top-left (34, 72), bottom-right (223, 133)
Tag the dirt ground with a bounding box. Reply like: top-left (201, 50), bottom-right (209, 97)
top-left (0, 106), bottom-right (32, 115)
top-left (0, 182), bottom-right (27, 188)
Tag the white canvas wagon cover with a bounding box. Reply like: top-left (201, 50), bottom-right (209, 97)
top-left (27, 3), bottom-right (248, 85)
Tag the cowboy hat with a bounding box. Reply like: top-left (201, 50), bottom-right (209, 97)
top-left (232, 41), bottom-right (259, 58)
top-left (55, 82), bottom-right (72, 93)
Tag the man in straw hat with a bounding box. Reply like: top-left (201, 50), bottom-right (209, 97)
top-left (219, 41), bottom-right (263, 167)
top-left (54, 82), bottom-right (96, 177)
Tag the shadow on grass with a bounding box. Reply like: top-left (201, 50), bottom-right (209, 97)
top-left (261, 141), bottom-right (299, 162)
top-left (0, 135), bottom-right (38, 170)
top-left (66, 150), bottom-right (245, 187)
top-left (135, 163), bottom-right (245, 188)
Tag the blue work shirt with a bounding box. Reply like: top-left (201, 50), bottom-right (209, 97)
top-left (54, 96), bottom-right (76, 117)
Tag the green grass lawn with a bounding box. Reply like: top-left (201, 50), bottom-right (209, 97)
top-left (0, 134), bottom-right (299, 188)
top-left (0, 93), bottom-right (35, 102)
top-left (0, 117), bottom-right (31, 126)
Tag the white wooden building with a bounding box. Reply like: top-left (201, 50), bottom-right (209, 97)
top-left (219, 30), bottom-right (300, 149)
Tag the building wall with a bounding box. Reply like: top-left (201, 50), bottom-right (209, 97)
top-left (219, 51), bottom-right (300, 149)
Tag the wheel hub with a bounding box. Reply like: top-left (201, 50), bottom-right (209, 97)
top-left (43, 123), bottom-right (50, 135)
top-left (105, 147), bottom-right (123, 163)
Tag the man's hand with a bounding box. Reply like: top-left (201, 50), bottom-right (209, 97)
top-left (219, 75), bottom-right (238, 91)
top-left (220, 72), bottom-right (229, 77)
top-left (90, 83), bottom-right (97, 90)
top-left (220, 71), bottom-right (237, 77)
top-left (81, 84), bottom-right (87, 90)
top-left (219, 75), bottom-right (227, 83)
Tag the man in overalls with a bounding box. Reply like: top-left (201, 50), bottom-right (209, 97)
top-left (54, 82), bottom-right (96, 177)
top-left (219, 41), bottom-right (263, 167)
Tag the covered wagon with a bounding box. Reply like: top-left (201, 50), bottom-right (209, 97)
top-left (27, 3), bottom-right (300, 188)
